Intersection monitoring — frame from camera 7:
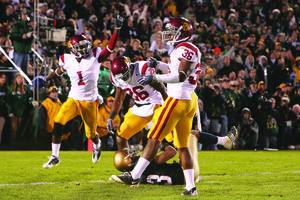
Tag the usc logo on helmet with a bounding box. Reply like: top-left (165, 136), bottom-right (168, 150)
top-left (182, 22), bottom-right (190, 31)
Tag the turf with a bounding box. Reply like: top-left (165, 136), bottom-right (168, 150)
top-left (0, 151), bottom-right (299, 200)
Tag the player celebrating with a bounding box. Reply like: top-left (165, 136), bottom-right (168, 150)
top-left (106, 56), bottom-right (168, 151)
top-left (111, 17), bottom-right (201, 196)
top-left (42, 14), bottom-right (123, 169)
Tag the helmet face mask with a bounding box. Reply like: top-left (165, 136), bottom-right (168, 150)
top-left (111, 56), bottom-right (132, 83)
top-left (69, 35), bottom-right (91, 59)
top-left (162, 17), bottom-right (193, 45)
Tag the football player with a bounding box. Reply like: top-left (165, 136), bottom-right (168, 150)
top-left (111, 126), bottom-right (238, 185)
top-left (106, 56), bottom-right (169, 151)
top-left (42, 14), bottom-right (123, 169)
top-left (111, 17), bottom-right (201, 196)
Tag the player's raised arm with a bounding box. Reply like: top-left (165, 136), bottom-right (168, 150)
top-left (98, 13), bottom-right (123, 63)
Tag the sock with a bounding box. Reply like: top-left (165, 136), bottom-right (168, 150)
top-left (217, 137), bottom-right (226, 145)
top-left (131, 157), bottom-right (150, 180)
top-left (199, 131), bottom-right (218, 145)
top-left (52, 143), bottom-right (61, 158)
top-left (184, 169), bottom-right (195, 191)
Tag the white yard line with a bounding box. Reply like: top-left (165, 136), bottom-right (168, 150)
top-left (1, 171), bottom-right (299, 187)
top-left (0, 180), bottom-right (110, 187)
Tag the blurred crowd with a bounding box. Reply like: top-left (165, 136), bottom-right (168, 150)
top-left (0, 0), bottom-right (300, 150)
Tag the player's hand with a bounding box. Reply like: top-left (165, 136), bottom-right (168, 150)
top-left (107, 119), bottom-right (114, 135)
top-left (113, 12), bottom-right (123, 30)
top-left (138, 75), bottom-right (157, 85)
top-left (147, 57), bottom-right (158, 68)
top-left (8, 113), bottom-right (14, 118)
top-left (97, 94), bottom-right (104, 105)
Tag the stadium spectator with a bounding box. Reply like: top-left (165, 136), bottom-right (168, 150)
top-left (10, 9), bottom-right (33, 79)
top-left (97, 96), bottom-right (120, 150)
top-left (257, 98), bottom-right (280, 149)
top-left (0, 73), bottom-right (8, 145)
top-left (0, 5), bottom-right (16, 24)
top-left (123, 38), bottom-right (143, 61)
top-left (237, 107), bottom-right (259, 150)
top-left (289, 104), bottom-right (300, 150)
top-left (38, 86), bottom-right (82, 150)
top-left (7, 73), bottom-right (38, 142)
top-left (98, 59), bottom-right (113, 99)
top-left (222, 77), bottom-right (240, 133)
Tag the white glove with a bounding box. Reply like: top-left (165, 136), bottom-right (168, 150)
top-left (97, 94), bottom-right (104, 105)
top-left (107, 119), bottom-right (114, 135)
top-left (9, 113), bottom-right (14, 118)
top-left (32, 101), bottom-right (39, 107)
top-left (26, 32), bottom-right (33, 37)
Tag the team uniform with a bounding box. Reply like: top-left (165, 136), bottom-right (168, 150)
top-left (110, 61), bottom-right (165, 140)
top-left (136, 156), bottom-right (184, 185)
top-left (55, 48), bottom-right (107, 139)
top-left (149, 42), bottom-right (201, 148)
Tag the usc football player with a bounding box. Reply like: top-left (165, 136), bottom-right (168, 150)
top-left (42, 13), bottom-right (123, 169)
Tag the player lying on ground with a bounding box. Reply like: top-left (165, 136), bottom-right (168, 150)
top-left (42, 13), bottom-right (123, 169)
top-left (111, 126), bottom-right (238, 185)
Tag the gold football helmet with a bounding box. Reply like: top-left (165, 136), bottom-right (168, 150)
top-left (113, 150), bottom-right (136, 172)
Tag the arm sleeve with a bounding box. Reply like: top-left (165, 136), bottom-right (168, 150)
top-left (98, 32), bottom-right (120, 63)
top-left (138, 5), bottom-right (148, 21)
top-left (224, 46), bottom-right (236, 59)
top-left (123, 3), bottom-right (131, 17)
top-left (10, 24), bottom-right (22, 41)
top-left (157, 62), bottom-right (169, 73)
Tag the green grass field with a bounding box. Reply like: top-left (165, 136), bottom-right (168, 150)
top-left (0, 150), bottom-right (299, 200)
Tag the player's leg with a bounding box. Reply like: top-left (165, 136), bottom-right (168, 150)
top-left (80, 100), bottom-right (101, 163)
top-left (116, 110), bottom-right (153, 151)
top-left (188, 133), bottom-right (199, 182)
top-left (191, 126), bottom-right (238, 150)
top-left (175, 117), bottom-right (197, 196)
top-left (132, 97), bottom-right (181, 175)
top-left (111, 97), bottom-right (181, 188)
top-left (43, 98), bottom-right (79, 168)
top-left (175, 93), bottom-right (198, 196)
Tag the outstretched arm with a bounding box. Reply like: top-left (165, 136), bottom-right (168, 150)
top-left (98, 14), bottom-right (123, 63)
top-left (45, 66), bottom-right (65, 81)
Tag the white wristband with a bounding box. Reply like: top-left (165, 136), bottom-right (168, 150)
top-left (156, 72), bottom-right (179, 83)
top-left (55, 69), bottom-right (62, 76)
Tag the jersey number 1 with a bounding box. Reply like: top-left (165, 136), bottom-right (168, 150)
top-left (77, 71), bottom-right (85, 85)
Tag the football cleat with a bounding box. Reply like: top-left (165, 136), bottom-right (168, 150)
top-left (181, 187), bottom-right (198, 196)
top-left (92, 139), bottom-right (102, 163)
top-left (43, 155), bottom-right (60, 169)
top-left (110, 172), bottom-right (139, 189)
top-left (224, 126), bottom-right (238, 150)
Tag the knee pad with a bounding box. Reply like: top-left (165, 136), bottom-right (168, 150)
top-left (52, 122), bottom-right (64, 137)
